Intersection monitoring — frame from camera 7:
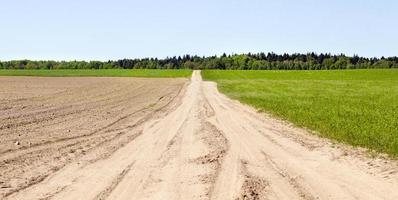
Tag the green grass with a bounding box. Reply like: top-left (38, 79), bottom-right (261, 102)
top-left (202, 69), bottom-right (398, 157)
top-left (0, 69), bottom-right (192, 78)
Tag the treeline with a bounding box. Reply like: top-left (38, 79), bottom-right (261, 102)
top-left (1, 52), bottom-right (398, 70)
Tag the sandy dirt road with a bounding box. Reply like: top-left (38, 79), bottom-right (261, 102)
top-left (2, 71), bottom-right (398, 200)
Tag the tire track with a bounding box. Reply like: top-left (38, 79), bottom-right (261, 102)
top-left (93, 161), bottom-right (136, 200)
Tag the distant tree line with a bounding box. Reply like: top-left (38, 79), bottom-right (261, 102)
top-left (1, 52), bottom-right (398, 70)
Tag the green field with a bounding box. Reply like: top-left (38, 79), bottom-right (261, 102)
top-left (0, 69), bottom-right (192, 78)
top-left (202, 69), bottom-right (398, 156)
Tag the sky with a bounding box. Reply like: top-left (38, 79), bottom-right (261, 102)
top-left (0, 0), bottom-right (397, 61)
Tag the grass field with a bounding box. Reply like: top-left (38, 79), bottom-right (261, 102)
top-left (0, 69), bottom-right (192, 78)
top-left (202, 69), bottom-right (398, 157)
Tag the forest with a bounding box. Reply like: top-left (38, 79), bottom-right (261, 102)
top-left (1, 52), bottom-right (398, 70)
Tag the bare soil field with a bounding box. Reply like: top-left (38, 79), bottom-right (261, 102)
top-left (0, 76), bottom-right (186, 198)
top-left (2, 72), bottom-right (398, 200)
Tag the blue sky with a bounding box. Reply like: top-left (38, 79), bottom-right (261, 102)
top-left (1, 0), bottom-right (397, 61)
